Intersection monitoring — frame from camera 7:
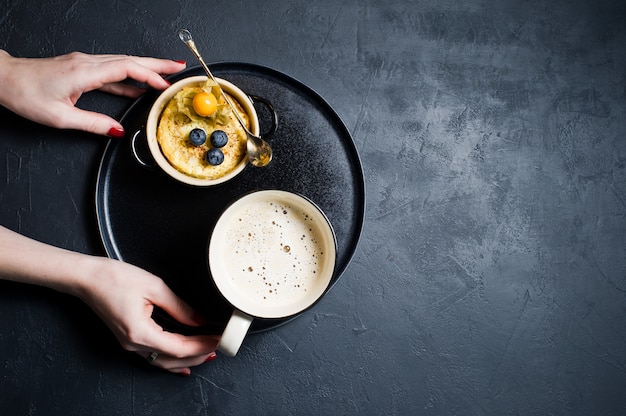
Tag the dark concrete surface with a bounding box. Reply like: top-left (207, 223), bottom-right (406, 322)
top-left (1, 0), bottom-right (625, 415)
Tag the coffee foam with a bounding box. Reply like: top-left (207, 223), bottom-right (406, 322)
top-left (209, 192), bottom-right (335, 318)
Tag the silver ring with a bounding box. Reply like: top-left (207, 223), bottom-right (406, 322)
top-left (147, 352), bottom-right (159, 362)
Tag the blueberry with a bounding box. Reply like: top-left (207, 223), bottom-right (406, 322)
top-left (189, 128), bottom-right (206, 146)
top-left (206, 148), bottom-right (224, 165)
top-left (210, 130), bottom-right (228, 148)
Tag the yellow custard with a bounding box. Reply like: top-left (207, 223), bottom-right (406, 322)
top-left (156, 81), bottom-right (249, 180)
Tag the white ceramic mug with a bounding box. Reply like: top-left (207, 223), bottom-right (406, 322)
top-left (208, 190), bottom-right (337, 356)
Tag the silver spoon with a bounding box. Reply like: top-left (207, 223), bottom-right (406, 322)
top-left (178, 28), bottom-right (272, 167)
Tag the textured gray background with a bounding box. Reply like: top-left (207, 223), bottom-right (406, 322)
top-left (0, 0), bottom-right (625, 415)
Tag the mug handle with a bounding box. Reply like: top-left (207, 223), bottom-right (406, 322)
top-left (130, 128), bottom-right (157, 169)
top-left (249, 95), bottom-right (278, 139)
top-left (217, 309), bottom-right (254, 357)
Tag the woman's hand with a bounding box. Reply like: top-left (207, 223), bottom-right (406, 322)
top-left (81, 258), bottom-right (219, 375)
top-left (0, 226), bottom-right (217, 375)
top-left (0, 50), bottom-right (185, 137)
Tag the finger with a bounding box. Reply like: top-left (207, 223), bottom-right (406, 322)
top-left (52, 105), bottom-right (125, 137)
top-left (125, 56), bottom-right (186, 76)
top-left (99, 82), bottom-right (147, 98)
top-left (88, 57), bottom-right (183, 92)
top-left (140, 350), bottom-right (217, 372)
top-left (87, 54), bottom-right (185, 76)
top-left (171, 367), bottom-right (192, 376)
top-left (141, 326), bottom-right (220, 359)
top-left (149, 280), bottom-right (207, 327)
top-left (138, 351), bottom-right (191, 376)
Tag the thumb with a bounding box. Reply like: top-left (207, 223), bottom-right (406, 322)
top-left (56, 106), bottom-right (126, 138)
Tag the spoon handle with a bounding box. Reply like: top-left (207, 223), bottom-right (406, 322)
top-left (178, 29), bottom-right (253, 136)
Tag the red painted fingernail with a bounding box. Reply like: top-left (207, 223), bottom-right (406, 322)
top-left (107, 127), bottom-right (125, 138)
top-left (174, 60), bottom-right (186, 65)
top-left (179, 368), bottom-right (191, 376)
top-left (163, 79), bottom-right (172, 86)
top-left (204, 352), bottom-right (217, 363)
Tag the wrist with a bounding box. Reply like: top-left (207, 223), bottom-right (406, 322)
top-left (0, 50), bottom-right (18, 109)
top-left (58, 254), bottom-right (114, 301)
top-left (0, 49), bottom-right (13, 65)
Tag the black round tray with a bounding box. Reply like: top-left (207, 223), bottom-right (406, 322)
top-left (95, 63), bottom-right (365, 334)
